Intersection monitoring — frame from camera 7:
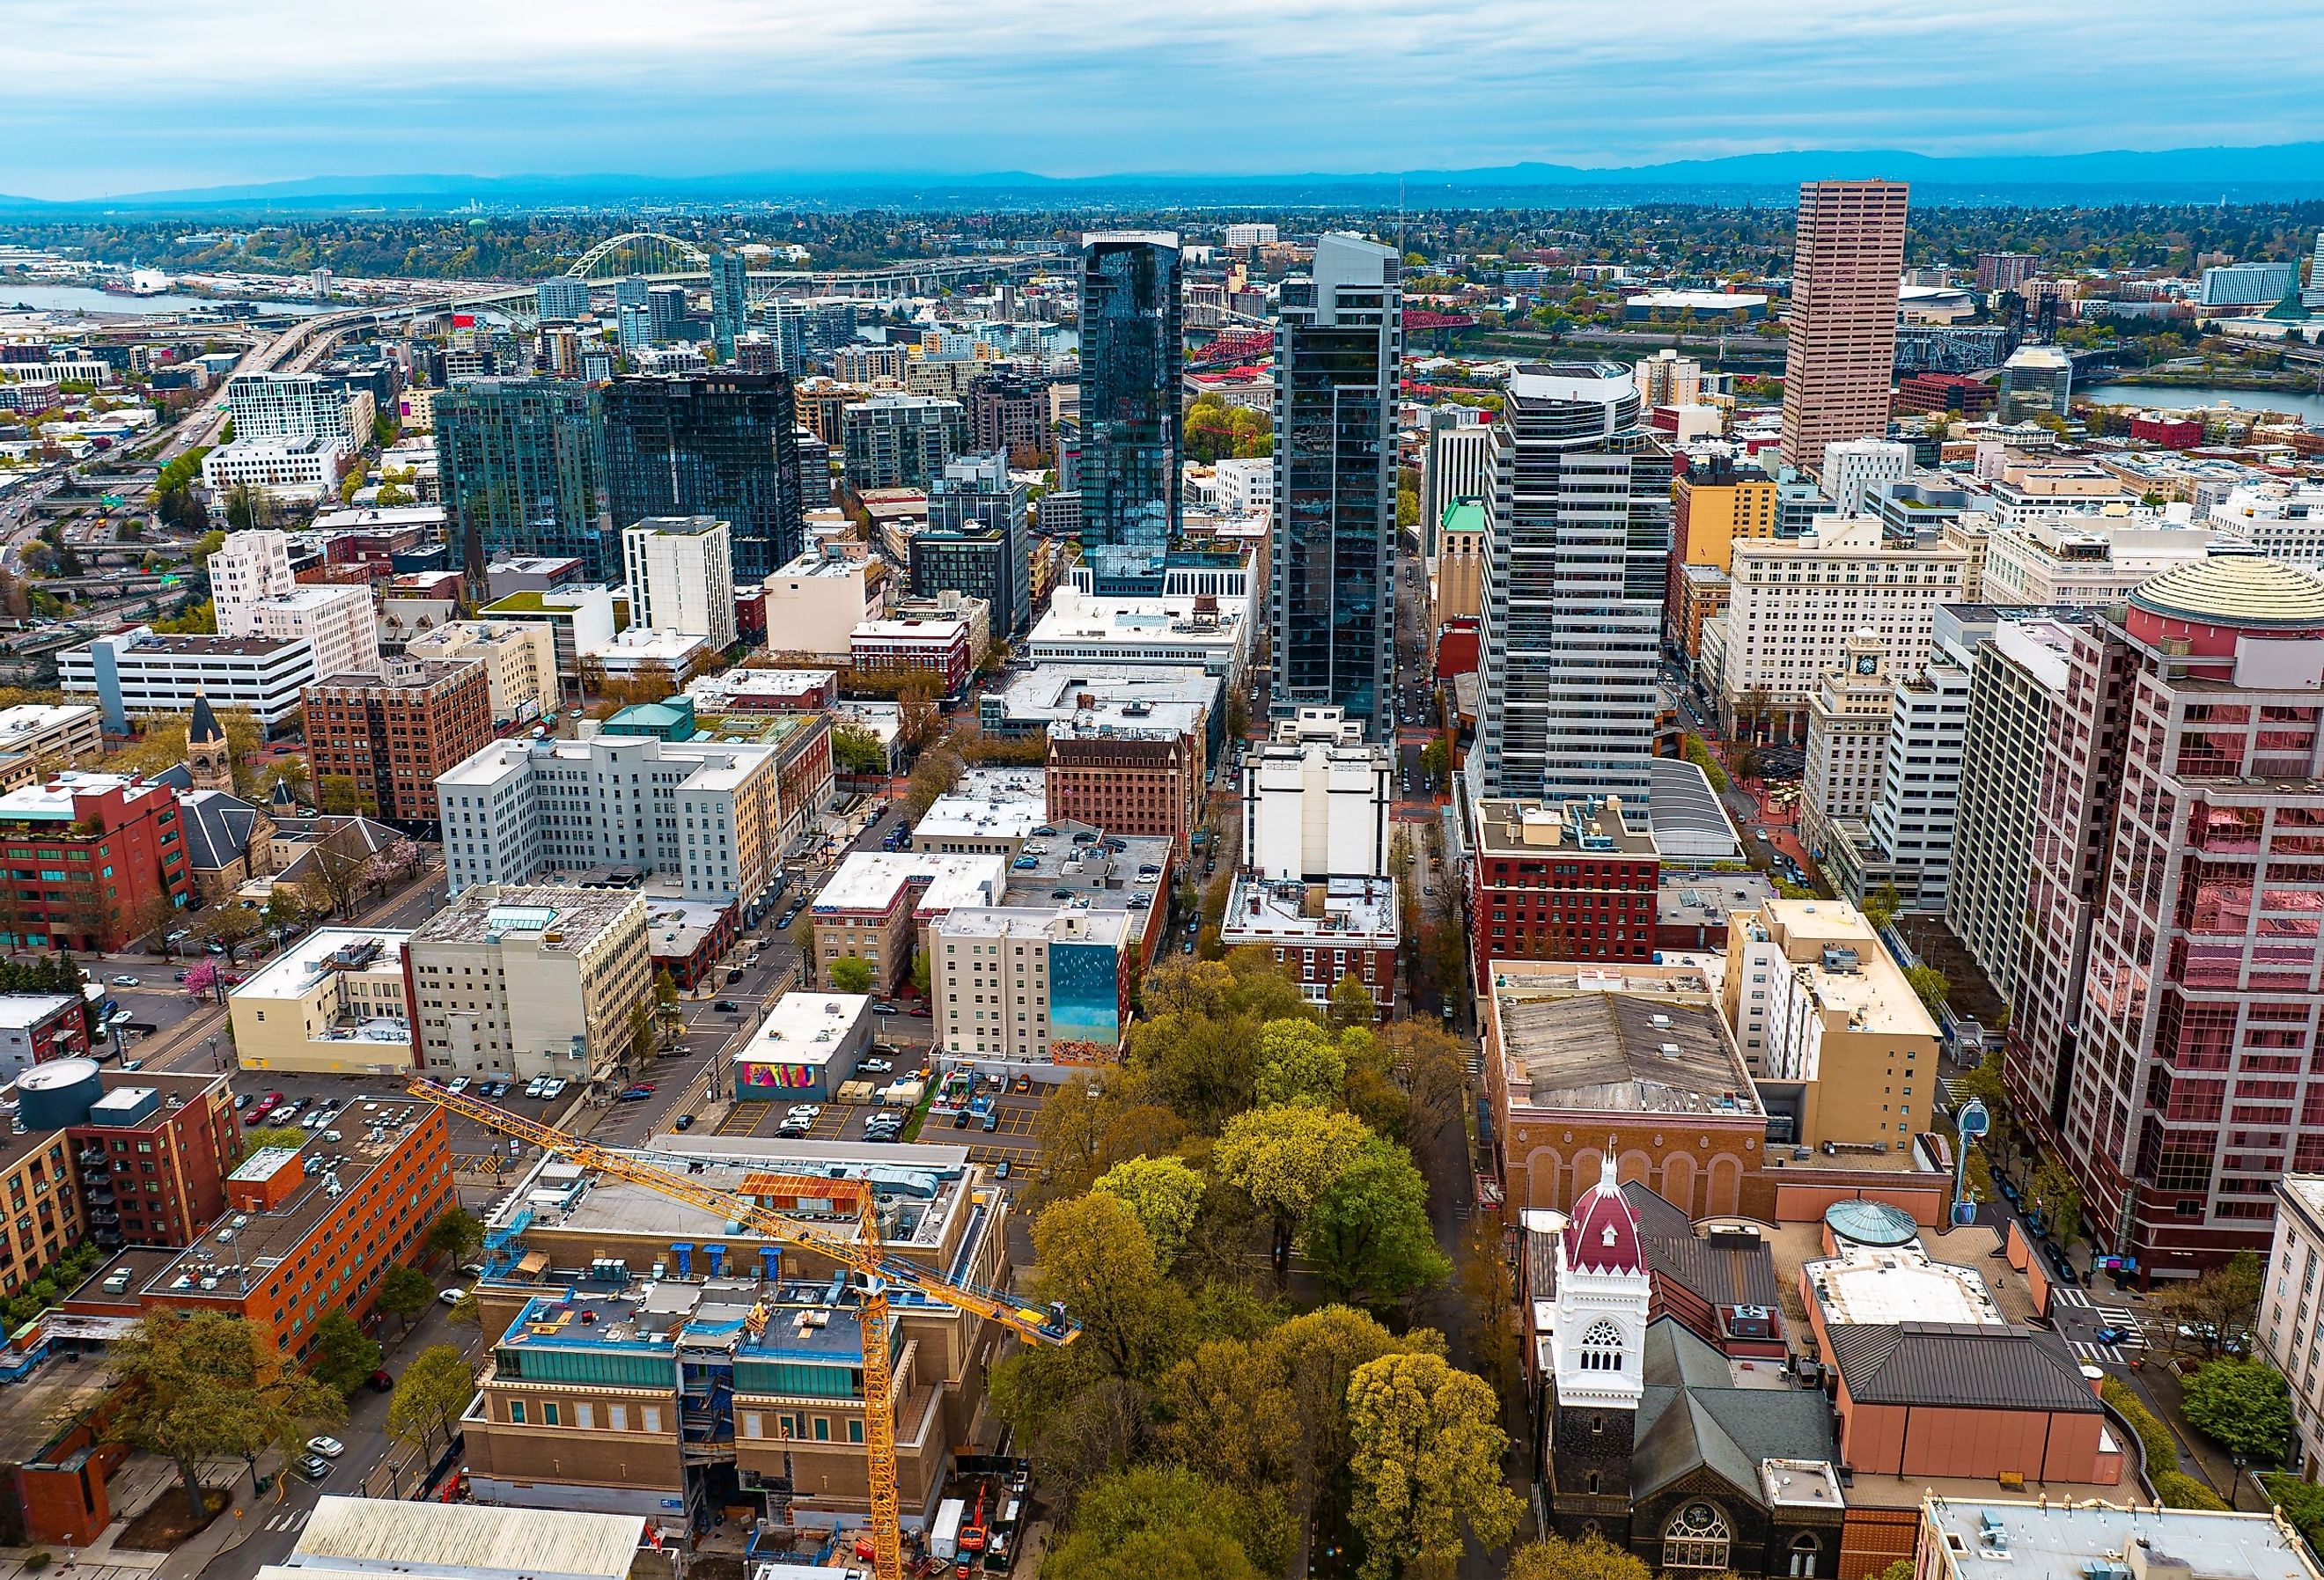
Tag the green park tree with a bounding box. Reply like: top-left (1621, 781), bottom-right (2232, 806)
top-left (308, 1312), bottom-right (384, 1397)
top-left (1344, 1350), bottom-right (1523, 1578)
top-left (109, 1311), bottom-right (346, 1517)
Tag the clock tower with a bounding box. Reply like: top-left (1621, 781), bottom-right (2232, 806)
top-left (1546, 1152), bottom-right (1650, 1533)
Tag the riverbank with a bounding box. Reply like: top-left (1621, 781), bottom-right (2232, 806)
top-left (2080, 379), bottom-right (2324, 424)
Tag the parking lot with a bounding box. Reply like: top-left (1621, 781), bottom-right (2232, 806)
top-left (229, 1069), bottom-right (587, 1171)
top-left (710, 1093), bottom-right (1046, 1150)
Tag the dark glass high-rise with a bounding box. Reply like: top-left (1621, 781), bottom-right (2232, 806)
top-left (602, 374), bottom-right (804, 582)
top-left (1078, 231), bottom-right (1182, 596)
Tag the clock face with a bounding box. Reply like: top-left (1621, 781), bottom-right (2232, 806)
top-left (1855, 653), bottom-right (1879, 675)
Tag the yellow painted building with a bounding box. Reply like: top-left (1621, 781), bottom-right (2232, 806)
top-left (229, 928), bottom-right (416, 1076)
top-left (1719, 897), bottom-right (1939, 1157)
top-left (1674, 463), bottom-right (1779, 576)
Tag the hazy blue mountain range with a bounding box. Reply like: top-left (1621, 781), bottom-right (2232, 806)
top-left (4, 143), bottom-right (2323, 212)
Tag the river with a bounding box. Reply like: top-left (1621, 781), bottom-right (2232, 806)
top-left (2080, 381), bottom-right (2324, 426)
top-left (0, 283), bottom-right (325, 319)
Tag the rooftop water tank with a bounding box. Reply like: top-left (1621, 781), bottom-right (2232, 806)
top-left (17, 1057), bottom-right (105, 1131)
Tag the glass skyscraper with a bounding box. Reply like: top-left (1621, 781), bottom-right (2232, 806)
top-left (1077, 231), bottom-right (1181, 596)
top-left (709, 252), bottom-right (749, 361)
top-left (1270, 233), bottom-right (1401, 737)
top-left (601, 373), bottom-right (803, 582)
top-left (433, 379), bottom-right (612, 588)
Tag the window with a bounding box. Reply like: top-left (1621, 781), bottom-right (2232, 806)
top-left (1579, 1319), bottom-right (1624, 1371)
top-left (543, 1402), bottom-right (560, 1426)
top-left (509, 1400), bottom-right (526, 1424)
top-left (1791, 1533), bottom-right (1820, 1577)
top-left (1664, 1504), bottom-right (1731, 1571)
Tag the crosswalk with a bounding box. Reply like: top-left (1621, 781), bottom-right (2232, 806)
top-left (263, 1507), bottom-right (314, 1533)
top-left (2056, 1287), bottom-right (2151, 1364)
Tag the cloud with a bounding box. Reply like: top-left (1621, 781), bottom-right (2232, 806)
top-left (5, 0), bottom-right (2324, 196)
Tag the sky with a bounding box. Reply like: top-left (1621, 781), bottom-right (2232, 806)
top-left (8, 0), bottom-right (2324, 200)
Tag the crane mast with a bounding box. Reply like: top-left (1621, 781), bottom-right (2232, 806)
top-left (409, 1078), bottom-right (1075, 1580)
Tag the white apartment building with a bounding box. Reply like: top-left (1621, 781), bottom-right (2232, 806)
top-left (224, 372), bottom-right (371, 445)
top-left (1821, 438), bottom-right (1912, 517)
top-left (1212, 456), bottom-right (1272, 518)
top-left (200, 436), bottom-right (349, 504)
top-left (931, 906), bottom-right (1134, 1062)
top-left (622, 516), bottom-right (737, 652)
top-left (2210, 482), bottom-right (2324, 568)
top-left (207, 529), bottom-right (297, 628)
top-left (237, 584), bottom-right (380, 680)
top-left (437, 731), bottom-right (805, 906)
top-left (60, 628), bottom-right (316, 731)
top-left (1717, 517), bottom-right (1969, 741)
top-left (1242, 706), bottom-right (1393, 881)
top-left (1800, 630), bottom-right (1895, 858)
top-left (1027, 586), bottom-right (1251, 685)
top-left (1981, 511), bottom-right (2220, 606)
top-left (1856, 643), bottom-right (1974, 911)
top-left (406, 885), bottom-right (651, 1083)
top-left (406, 620), bottom-right (560, 724)
top-left (763, 547), bottom-right (889, 662)
top-left (1223, 224), bottom-right (1278, 249)
top-left (2261, 1177), bottom-right (2324, 1473)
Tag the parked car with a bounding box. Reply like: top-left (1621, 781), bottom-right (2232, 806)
top-left (445, 1077), bottom-right (469, 1093)
top-left (368, 1370), bottom-right (394, 1393)
top-left (995, 1159), bottom-right (1011, 1180)
top-left (982, 1110), bottom-right (999, 1132)
top-left (541, 1078), bottom-right (566, 1099)
top-left (674, 1113), bottom-right (696, 1131)
top-left (872, 1001), bottom-right (898, 1015)
top-left (233, 1093), bottom-right (254, 1110)
top-left (438, 1287), bottom-right (466, 1305)
top-left (295, 1454), bottom-right (332, 1481)
top-left (909, 1004), bottom-right (931, 1018)
top-left (616, 1088), bottom-right (654, 1102)
top-left (306, 1436), bottom-right (344, 1459)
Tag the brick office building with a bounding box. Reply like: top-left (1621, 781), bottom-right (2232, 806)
top-left (65, 1067), bottom-right (241, 1253)
top-left (1469, 797), bottom-right (1660, 988)
top-left (1045, 718), bottom-right (1205, 855)
top-left (116, 1107), bottom-right (453, 1358)
top-left (0, 773), bottom-right (192, 952)
top-left (305, 659), bottom-right (494, 825)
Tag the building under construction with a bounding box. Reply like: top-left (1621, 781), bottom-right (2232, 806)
top-left (464, 1132), bottom-right (1015, 1544)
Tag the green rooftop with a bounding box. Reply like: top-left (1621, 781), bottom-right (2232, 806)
top-left (1440, 498), bottom-right (1487, 536)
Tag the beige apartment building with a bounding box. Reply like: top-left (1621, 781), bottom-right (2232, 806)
top-left (1720, 896), bottom-right (1938, 1157)
top-left (0, 704), bottom-right (105, 789)
top-left (1799, 631), bottom-right (1895, 859)
top-left (407, 885), bottom-right (651, 1085)
top-left (1715, 517), bottom-right (1970, 743)
top-left (407, 619), bottom-right (562, 724)
top-left (228, 928), bottom-right (415, 1076)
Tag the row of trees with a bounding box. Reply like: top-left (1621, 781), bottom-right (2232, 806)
top-left (1004, 952), bottom-right (1508, 1578)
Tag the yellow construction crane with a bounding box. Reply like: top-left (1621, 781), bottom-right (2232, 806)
top-left (409, 1078), bottom-right (1076, 1580)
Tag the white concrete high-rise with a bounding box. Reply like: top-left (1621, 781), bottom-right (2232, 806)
top-left (1822, 438), bottom-right (1912, 517)
top-left (622, 515), bottom-right (737, 652)
top-left (1470, 363), bottom-right (1671, 808)
top-left (207, 530), bottom-right (297, 633)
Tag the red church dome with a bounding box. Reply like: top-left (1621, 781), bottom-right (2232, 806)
top-left (1562, 1155), bottom-right (1644, 1275)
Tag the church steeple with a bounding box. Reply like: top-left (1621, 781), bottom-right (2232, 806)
top-left (186, 691), bottom-right (233, 793)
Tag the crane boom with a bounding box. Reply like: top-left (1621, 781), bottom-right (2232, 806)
top-left (409, 1077), bottom-right (1074, 1580)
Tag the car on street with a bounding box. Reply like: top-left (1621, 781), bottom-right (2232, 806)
top-left (438, 1287), bottom-right (466, 1305)
top-left (368, 1370), bottom-right (394, 1393)
top-left (108, 974), bottom-right (140, 987)
top-left (2095, 1326), bottom-right (2133, 1347)
top-left (714, 1000), bottom-right (740, 1013)
top-left (872, 1001), bottom-right (898, 1015)
top-left (674, 1113), bottom-right (696, 1131)
top-left (307, 1436), bottom-right (344, 1458)
top-left (616, 1087), bottom-right (654, 1102)
top-left (909, 1003), bottom-right (930, 1018)
top-left (295, 1454), bottom-right (332, 1481)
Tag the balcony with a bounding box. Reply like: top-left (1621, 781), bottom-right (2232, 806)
top-left (76, 1148), bottom-right (107, 1168)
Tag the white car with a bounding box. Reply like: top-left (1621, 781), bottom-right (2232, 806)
top-left (541, 1078), bottom-right (567, 1099)
top-left (438, 1287), bottom-right (466, 1305)
top-left (524, 1078), bottom-right (548, 1099)
top-left (108, 974), bottom-right (141, 987)
top-left (445, 1077), bottom-right (469, 1093)
top-left (306, 1436), bottom-right (344, 1459)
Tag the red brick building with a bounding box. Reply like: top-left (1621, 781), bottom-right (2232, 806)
top-left (304, 659), bottom-right (494, 825)
top-left (0, 995), bottom-right (91, 1081)
top-left (1046, 723), bottom-right (1204, 855)
top-left (66, 1067), bottom-right (242, 1253)
top-left (1469, 797), bottom-right (1660, 989)
top-left (2130, 413), bottom-right (2206, 447)
top-left (1894, 371), bottom-right (1998, 416)
top-left (850, 616), bottom-right (973, 696)
top-left (0, 773), bottom-right (192, 952)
